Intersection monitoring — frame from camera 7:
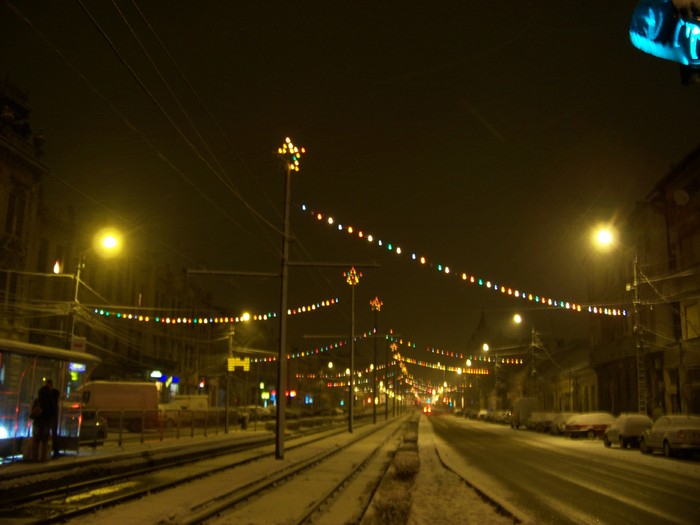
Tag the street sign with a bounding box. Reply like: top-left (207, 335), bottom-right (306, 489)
top-left (228, 357), bottom-right (250, 372)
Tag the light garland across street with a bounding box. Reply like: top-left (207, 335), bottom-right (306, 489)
top-left (301, 204), bottom-right (627, 317)
top-left (91, 297), bottom-right (340, 325)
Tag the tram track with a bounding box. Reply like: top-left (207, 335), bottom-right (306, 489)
top-left (1, 432), bottom-right (272, 507)
top-left (2, 420), bottom-right (379, 524)
top-left (3, 416), bottom-right (409, 524)
top-left (189, 417), bottom-right (407, 525)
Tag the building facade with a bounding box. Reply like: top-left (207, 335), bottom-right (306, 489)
top-left (0, 80), bottom-right (234, 404)
top-left (589, 145), bottom-right (700, 416)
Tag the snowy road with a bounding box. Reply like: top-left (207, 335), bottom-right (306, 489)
top-left (429, 415), bottom-right (700, 525)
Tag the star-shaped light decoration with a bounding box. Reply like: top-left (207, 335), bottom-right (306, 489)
top-left (277, 137), bottom-right (306, 172)
top-left (344, 266), bottom-right (362, 286)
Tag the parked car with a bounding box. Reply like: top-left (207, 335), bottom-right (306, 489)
top-left (79, 409), bottom-right (108, 446)
top-left (486, 410), bottom-right (510, 424)
top-left (550, 412), bottom-right (574, 435)
top-left (564, 412), bottom-right (616, 439)
top-left (496, 410), bottom-right (512, 425)
top-left (603, 414), bottom-right (652, 448)
top-left (640, 414), bottom-right (700, 457)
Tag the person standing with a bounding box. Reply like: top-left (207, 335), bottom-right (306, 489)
top-left (31, 379), bottom-right (59, 461)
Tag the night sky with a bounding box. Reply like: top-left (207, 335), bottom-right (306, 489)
top-left (2, 2), bottom-right (699, 375)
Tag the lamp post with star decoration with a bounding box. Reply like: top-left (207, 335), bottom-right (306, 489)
top-left (345, 266), bottom-right (361, 433)
top-left (275, 137), bottom-right (305, 459)
top-left (370, 296), bottom-right (383, 424)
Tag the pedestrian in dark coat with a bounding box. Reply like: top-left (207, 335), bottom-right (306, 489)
top-left (31, 379), bottom-right (59, 461)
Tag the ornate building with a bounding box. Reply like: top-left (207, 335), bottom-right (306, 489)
top-left (0, 77), bottom-right (48, 341)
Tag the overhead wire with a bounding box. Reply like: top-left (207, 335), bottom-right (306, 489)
top-left (80, 0), bottom-right (343, 310)
top-left (5, 0), bottom-right (249, 267)
top-left (74, 0), bottom-right (269, 241)
top-left (6, 0), bottom-right (371, 323)
top-left (127, 0), bottom-right (283, 253)
top-left (123, 0), bottom-right (351, 306)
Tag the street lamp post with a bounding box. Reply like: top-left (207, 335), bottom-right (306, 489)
top-left (512, 315), bottom-right (537, 397)
top-left (456, 367), bottom-right (464, 410)
top-left (631, 252), bottom-right (647, 415)
top-left (275, 137), bottom-right (305, 459)
top-left (387, 341), bottom-right (397, 420)
top-left (593, 226), bottom-right (647, 415)
top-left (512, 314), bottom-right (557, 401)
top-left (68, 256), bottom-right (85, 350)
top-left (344, 267), bottom-right (361, 433)
top-left (225, 328), bottom-right (234, 434)
top-left (369, 296), bottom-right (382, 424)
top-left (68, 229), bottom-right (121, 350)
top-left (384, 344), bottom-right (390, 419)
top-left (393, 355), bottom-right (397, 417)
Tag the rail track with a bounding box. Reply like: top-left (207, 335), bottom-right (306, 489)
top-left (2, 415), bottom-right (409, 524)
top-left (189, 416), bottom-right (409, 525)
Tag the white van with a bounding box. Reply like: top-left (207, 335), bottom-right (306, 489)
top-left (80, 381), bottom-right (160, 432)
top-left (511, 397), bottom-right (538, 429)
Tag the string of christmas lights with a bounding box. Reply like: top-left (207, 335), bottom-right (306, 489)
top-left (92, 300), bottom-right (524, 373)
top-left (386, 337), bottom-right (523, 369)
top-left (396, 354), bottom-right (490, 375)
top-left (426, 347), bottom-right (524, 365)
top-left (301, 204), bottom-right (627, 317)
top-left (250, 328), bottom-right (380, 363)
top-left (91, 297), bottom-right (340, 325)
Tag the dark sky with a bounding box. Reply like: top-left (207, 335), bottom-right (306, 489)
top-left (2, 1), bottom-right (699, 374)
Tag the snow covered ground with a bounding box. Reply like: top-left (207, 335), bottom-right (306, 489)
top-left (25, 415), bottom-right (511, 524)
top-left (50, 415), bottom-right (510, 524)
top-left (406, 417), bottom-right (514, 525)
top-left (11, 413), bottom-right (696, 524)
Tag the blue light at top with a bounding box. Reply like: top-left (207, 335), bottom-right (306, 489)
top-left (630, 0), bottom-right (700, 66)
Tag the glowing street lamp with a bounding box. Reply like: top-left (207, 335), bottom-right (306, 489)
top-left (69, 228), bottom-right (122, 349)
top-left (344, 266), bottom-right (361, 433)
top-left (594, 227), bottom-right (614, 248)
top-left (592, 225), bottom-right (646, 414)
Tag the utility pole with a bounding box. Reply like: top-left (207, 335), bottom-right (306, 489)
top-left (370, 296), bottom-right (383, 424)
top-left (385, 341), bottom-right (392, 420)
top-left (276, 137), bottom-right (303, 459)
top-left (632, 252), bottom-right (647, 415)
top-left (68, 257), bottom-right (84, 350)
top-left (344, 267), bottom-right (361, 433)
